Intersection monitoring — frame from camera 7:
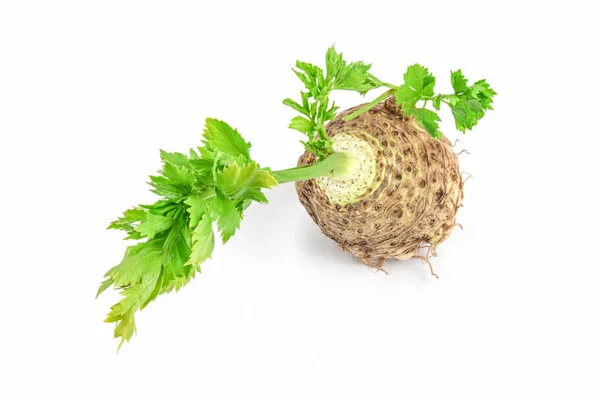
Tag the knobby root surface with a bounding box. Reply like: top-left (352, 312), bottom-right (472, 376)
top-left (296, 98), bottom-right (467, 277)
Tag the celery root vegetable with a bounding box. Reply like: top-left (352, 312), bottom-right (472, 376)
top-left (98, 47), bottom-right (496, 348)
top-left (295, 98), bottom-right (463, 273)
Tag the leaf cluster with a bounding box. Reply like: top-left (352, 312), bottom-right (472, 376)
top-left (284, 48), bottom-right (496, 153)
top-left (395, 64), bottom-right (496, 138)
top-left (98, 119), bottom-right (277, 349)
top-left (283, 46), bottom-right (382, 158)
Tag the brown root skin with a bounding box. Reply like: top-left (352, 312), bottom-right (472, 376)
top-left (295, 97), bottom-right (464, 274)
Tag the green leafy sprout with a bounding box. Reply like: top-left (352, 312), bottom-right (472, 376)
top-left (284, 45), bottom-right (496, 155)
top-left (98, 46), bottom-right (495, 349)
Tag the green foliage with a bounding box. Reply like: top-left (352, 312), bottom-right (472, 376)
top-left (216, 161), bottom-right (277, 203)
top-left (134, 213), bottom-right (173, 239)
top-left (283, 46), bottom-right (382, 158)
top-left (447, 70), bottom-right (496, 132)
top-left (211, 190), bottom-right (240, 243)
top-left (285, 47), bottom-right (495, 149)
top-left (392, 65), bottom-right (496, 138)
top-left (411, 108), bottom-right (442, 139)
top-left (186, 213), bottom-right (214, 267)
top-left (202, 118), bottom-right (251, 159)
top-left (100, 119), bottom-right (277, 349)
top-left (395, 64), bottom-right (436, 112)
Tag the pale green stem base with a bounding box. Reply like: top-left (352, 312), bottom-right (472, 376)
top-left (271, 152), bottom-right (357, 184)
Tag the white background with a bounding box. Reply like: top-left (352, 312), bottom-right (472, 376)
top-left (1, 1), bottom-right (598, 399)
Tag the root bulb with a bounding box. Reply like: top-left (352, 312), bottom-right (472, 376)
top-left (296, 97), bottom-right (463, 275)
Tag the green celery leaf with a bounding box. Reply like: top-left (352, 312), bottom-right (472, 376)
top-left (396, 64), bottom-right (436, 113)
top-left (471, 79), bottom-right (496, 109)
top-left (203, 118), bottom-right (251, 159)
top-left (96, 277), bottom-right (114, 299)
top-left (295, 61), bottom-right (323, 86)
top-left (160, 210), bottom-right (187, 265)
top-left (325, 101), bottom-right (339, 120)
top-left (189, 159), bottom-right (213, 176)
top-left (216, 162), bottom-right (278, 202)
top-left (186, 213), bottom-right (215, 266)
top-left (395, 85), bottom-right (419, 112)
top-left (106, 264), bottom-right (161, 322)
top-left (111, 311), bottom-right (136, 351)
top-left (283, 98), bottom-right (309, 116)
top-left (326, 45), bottom-right (379, 93)
top-left (160, 150), bottom-right (190, 168)
top-left (107, 207), bottom-right (146, 233)
top-left (140, 267), bottom-right (164, 310)
top-left (447, 72), bottom-right (496, 133)
top-left (451, 70), bottom-right (469, 93)
top-left (189, 148), bottom-right (200, 160)
top-left (185, 190), bottom-right (213, 228)
top-left (412, 108), bottom-right (442, 139)
top-left (465, 98), bottom-right (484, 115)
top-left (325, 45), bottom-right (344, 78)
top-left (432, 95), bottom-right (442, 111)
top-left (422, 74), bottom-right (436, 97)
top-left (134, 213), bottom-right (173, 239)
top-left (293, 69), bottom-right (313, 90)
top-left (289, 116), bottom-right (313, 133)
top-left (105, 262), bottom-right (162, 349)
top-left (159, 227), bottom-right (195, 294)
top-left (449, 101), bottom-right (470, 132)
top-left (212, 190), bottom-right (241, 244)
top-left (334, 62), bottom-right (378, 92)
top-left (108, 240), bottom-right (163, 287)
top-left (149, 162), bottom-right (195, 200)
top-left (404, 64), bottom-right (432, 92)
top-left (141, 200), bottom-right (178, 216)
